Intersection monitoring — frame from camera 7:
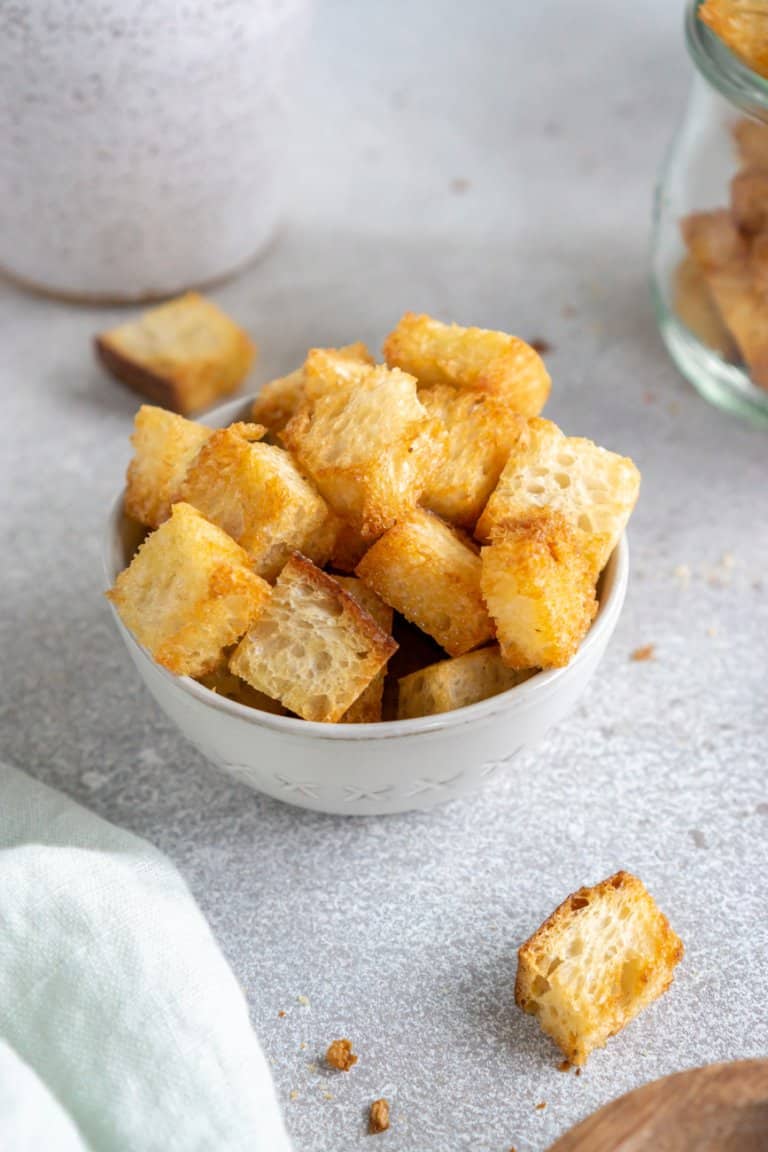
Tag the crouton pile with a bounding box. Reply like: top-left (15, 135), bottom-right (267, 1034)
top-left (108, 312), bottom-right (640, 723)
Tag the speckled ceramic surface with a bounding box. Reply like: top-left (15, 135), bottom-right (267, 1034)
top-left (1, 1), bottom-right (766, 1149)
top-left (0, 0), bottom-right (310, 299)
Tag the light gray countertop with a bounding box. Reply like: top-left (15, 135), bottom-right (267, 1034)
top-left (1, 2), bottom-right (766, 1149)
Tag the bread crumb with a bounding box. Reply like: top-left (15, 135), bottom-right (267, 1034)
top-left (575, 1068), bottom-right (582, 1077)
top-left (557, 1059), bottom-right (572, 1072)
top-left (722, 551), bottom-right (736, 569)
top-left (707, 625), bottom-right (718, 638)
top-left (450, 177), bottom-right (471, 194)
top-left (308, 1062), bottom-right (318, 1073)
top-left (673, 564), bottom-right (691, 589)
top-left (535, 1101), bottom-right (547, 1111)
top-left (631, 644), bottom-right (655, 662)
top-left (323, 1092), bottom-right (334, 1101)
top-left (325, 1038), bottom-right (358, 1071)
top-left (297, 995), bottom-right (310, 1006)
top-left (643, 390), bottom-right (657, 404)
top-left (299, 1042), bottom-right (307, 1050)
top-left (529, 338), bottom-right (553, 355)
top-left (278, 1010), bottom-right (286, 1018)
top-left (290, 1090), bottom-right (299, 1101)
top-left (369, 1098), bottom-right (390, 1134)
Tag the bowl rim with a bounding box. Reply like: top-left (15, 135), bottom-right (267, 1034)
top-left (102, 397), bottom-right (630, 743)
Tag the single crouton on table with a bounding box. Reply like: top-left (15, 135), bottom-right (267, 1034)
top-left (107, 502), bottom-right (271, 677)
top-left (96, 292), bottom-right (255, 415)
top-left (356, 508), bottom-right (494, 657)
top-left (230, 553), bottom-right (397, 723)
top-left (124, 405), bottom-right (213, 528)
top-left (383, 312), bottom-right (551, 416)
top-left (515, 870), bottom-right (683, 1066)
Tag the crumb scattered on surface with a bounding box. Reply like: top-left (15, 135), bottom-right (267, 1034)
top-left (297, 995), bottom-right (310, 1006)
top-left (325, 1038), bottom-right (358, 1071)
top-left (535, 1101), bottom-right (547, 1111)
top-left (707, 625), bottom-right (718, 638)
top-left (299, 1042), bottom-right (307, 1050)
top-left (557, 1059), bottom-right (572, 1072)
top-left (308, 1062), bottom-right (318, 1073)
top-left (673, 564), bottom-right (691, 589)
top-left (529, 338), bottom-right (553, 355)
top-left (575, 1068), bottom-right (582, 1077)
top-left (278, 1010), bottom-right (286, 1018)
top-left (323, 1092), bottom-right (334, 1101)
top-left (369, 1098), bottom-right (390, 1134)
top-left (450, 177), bottom-right (470, 194)
top-left (290, 1090), bottom-right (299, 1101)
top-left (631, 644), bottom-right (655, 662)
top-left (722, 551), bottom-right (736, 569)
top-left (643, 390), bottom-right (657, 404)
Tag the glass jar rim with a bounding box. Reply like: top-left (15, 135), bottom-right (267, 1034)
top-left (686, 0), bottom-right (768, 116)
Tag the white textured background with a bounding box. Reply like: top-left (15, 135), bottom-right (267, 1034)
top-left (1, 1), bottom-right (767, 1150)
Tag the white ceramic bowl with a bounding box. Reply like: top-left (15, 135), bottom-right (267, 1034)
top-left (103, 397), bottom-right (629, 815)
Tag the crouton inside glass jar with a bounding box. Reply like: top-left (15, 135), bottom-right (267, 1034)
top-left (652, 0), bottom-right (768, 427)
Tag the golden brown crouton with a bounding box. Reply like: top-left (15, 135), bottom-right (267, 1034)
top-left (124, 405), bottom-right (213, 528)
top-left (672, 256), bottom-right (736, 359)
top-left (329, 522), bottom-right (372, 573)
top-left (733, 117), bottom-right (768, 168)
top-left (397, 645), bottom-right (534, 719)
top-left (325, 1039), bottom-right (358, 1071)
top-left (197, 665), bottom-right (287, 715)
top-left (383, 312), bottom-right (550, 416)
top-left (681, 210), bottom-right (768, 386)
top-left (334, 577), bottom-right (394, 723)
top-left (250, 343), bottom-right (373, 437)
top-left (515, 871), bottom-right (683, 1066)
top-left (475, 417), bottom-right (639, 571)
top-left (699, 0), bottom-right (768, 78)
top-left (229, 554), bottom-right (397, 723)
top-left (282, 363), bottom-right (443, 539)
top-left (480, 513), bottom-right (599, 669)
top-left (356, 509), bottom-right (494, 657)
top-left (95, 292), bottom-right (255, 415)
top-left (179, 424), bottom-right (338, 581)
top-left (368, 1099), bottom-right (390, 1134)
top-left (107, 502), bottom-right (271, 677)
top-left (419, 384), bottom-right (527, 528)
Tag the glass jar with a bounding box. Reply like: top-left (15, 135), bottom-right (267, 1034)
top-left (652, 0), bottom-right (768, 427)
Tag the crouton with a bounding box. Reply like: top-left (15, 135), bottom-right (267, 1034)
top-left (475, 417), bottom-right (639, 571)
top-left (699, 0), bottom-right (768, 78)
top-left (419, 384), bottom-right (527, 528)
top-left (335, 577), bottom-right (394, 723)
top-left (95, 292), bottom-right (255, 415)
top-left (197, 666), bottom-right (287, 715)
top-left (672, 256), bottom-right (736, 359)
top-left (302, 344), bottom-right (376, 399)
top-left (356, 509), bottom-right (494, 656)
top-left (124, 405), bottom-right (213, 528)
top-left (229, 553), bottom-right (397, 723)
top-left (682, 210), bottom-right (768, 386)
top-left (515, 870), bottom-right (684, 1066)
top-left (179, 424), bottom-right (338, 581)
top-left (480, 513), bottom-right (599, 669)
top-left (383, 312), bottom-right (551, 416)
top-left (107, 502), bottom-right (271, 677)
top-left (282, 363), bottom-right (443, 539)
top-left (397, 645), bottom-right (534, 719)
top-left (250, 343), bottom-right (373, 436)
top-left (731, 168), bottom-right (768, 234)
top-left (733, 117), bottom-right (768, 168)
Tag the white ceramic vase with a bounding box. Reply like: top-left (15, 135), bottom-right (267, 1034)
top-left (0, 0), bottom-right (310, 301)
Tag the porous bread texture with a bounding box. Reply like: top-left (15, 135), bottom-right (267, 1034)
top-left (480, 512), bottom-right (599, 670)
top-left (229, 553), bottom-right (397, 723)
top-left (383, 312), bottom-right (550, 416)
top-left (250, 343), bottom-right (373, 437)
top-left (334, 577), bottom-right (394, 723)
top-left (515, 870), bottom-right (684, 1066)
top-left (282, 362), bottom-right (444, 540)
top-left (397, 645), bottom-right (534, 719)
top-left (476, 417), bottom-right (639, 571)
top-left (95, 292), bottom-right (255, 415)
top-left (419, 384), bottom-right (527, 529)
top-left (107, 502), bottom-right (271, 677)
top-left (356, 508), bottom-right (494, 657)
top-left (124, 405), bottom-right (213, 528)
top-left (179, 423), bottom-right (338, 581)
